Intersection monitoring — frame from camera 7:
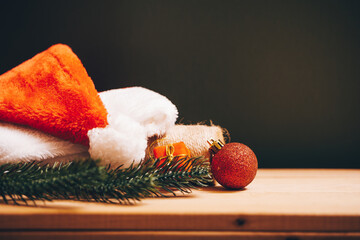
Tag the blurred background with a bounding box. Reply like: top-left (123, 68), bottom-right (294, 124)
top-left (0, 0), bottom-right (359, 168)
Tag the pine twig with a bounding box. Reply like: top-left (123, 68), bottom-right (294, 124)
top-left (0, 159), bottom-right (105, 205)
top-left (0, 157), bottom-right (213, 205)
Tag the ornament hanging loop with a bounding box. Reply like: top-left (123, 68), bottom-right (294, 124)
top-left (207, 139), bottom-right (225, 155)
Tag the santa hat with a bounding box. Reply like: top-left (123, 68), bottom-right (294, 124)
top-left (0, 44), bottom-right (178, 167)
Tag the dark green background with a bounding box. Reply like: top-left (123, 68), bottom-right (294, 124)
top-left (1, 0), bottom-right (359, 168)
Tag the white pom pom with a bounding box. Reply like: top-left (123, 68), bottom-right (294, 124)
top-left (100, 87), bottom-right (178, 137)
top-left (87, 114), bottom-right (147, 168)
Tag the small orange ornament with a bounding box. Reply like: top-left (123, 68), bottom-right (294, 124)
top-left (153, 141), bottom-right (191, 167)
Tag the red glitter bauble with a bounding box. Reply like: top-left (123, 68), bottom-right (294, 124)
top-left (211, 142), bottom-right (258, 189)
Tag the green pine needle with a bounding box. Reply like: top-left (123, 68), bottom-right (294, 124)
top-left (0, 157), bottom-right (213, 205)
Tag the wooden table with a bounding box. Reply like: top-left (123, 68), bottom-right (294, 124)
top-left (1, 169), bottom-right (359, 239)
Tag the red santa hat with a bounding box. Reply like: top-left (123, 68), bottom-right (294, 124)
top-left (0, 44), bottom-right (178, 167)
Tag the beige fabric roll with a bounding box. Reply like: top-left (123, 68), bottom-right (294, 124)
top-left (147, 124), bottom-right (226, 160)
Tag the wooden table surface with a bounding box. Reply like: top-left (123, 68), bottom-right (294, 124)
top-left (1, 169), bottom-right (360, 239)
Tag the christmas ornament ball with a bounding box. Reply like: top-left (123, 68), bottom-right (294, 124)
top-left (211, 142), bottom-right (258, 189)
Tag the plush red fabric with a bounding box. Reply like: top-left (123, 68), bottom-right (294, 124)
top-left (0, 44), bottom-right (108, 146)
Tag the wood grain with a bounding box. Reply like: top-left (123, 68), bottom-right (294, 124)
top-left (1, 231), bottom-right (360, 240)
top-left (0, 169), bottom-right (359, 235)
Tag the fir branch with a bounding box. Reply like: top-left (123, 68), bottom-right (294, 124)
top-left (154, 157), bottom-right (213, 194)
top-left (0, 160), bottom-right (105, 205)
top-left (0, 157), bottom-right (213, 205)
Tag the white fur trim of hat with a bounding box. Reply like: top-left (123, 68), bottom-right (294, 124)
top-left (0, 87), bottom-right (178, 168)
